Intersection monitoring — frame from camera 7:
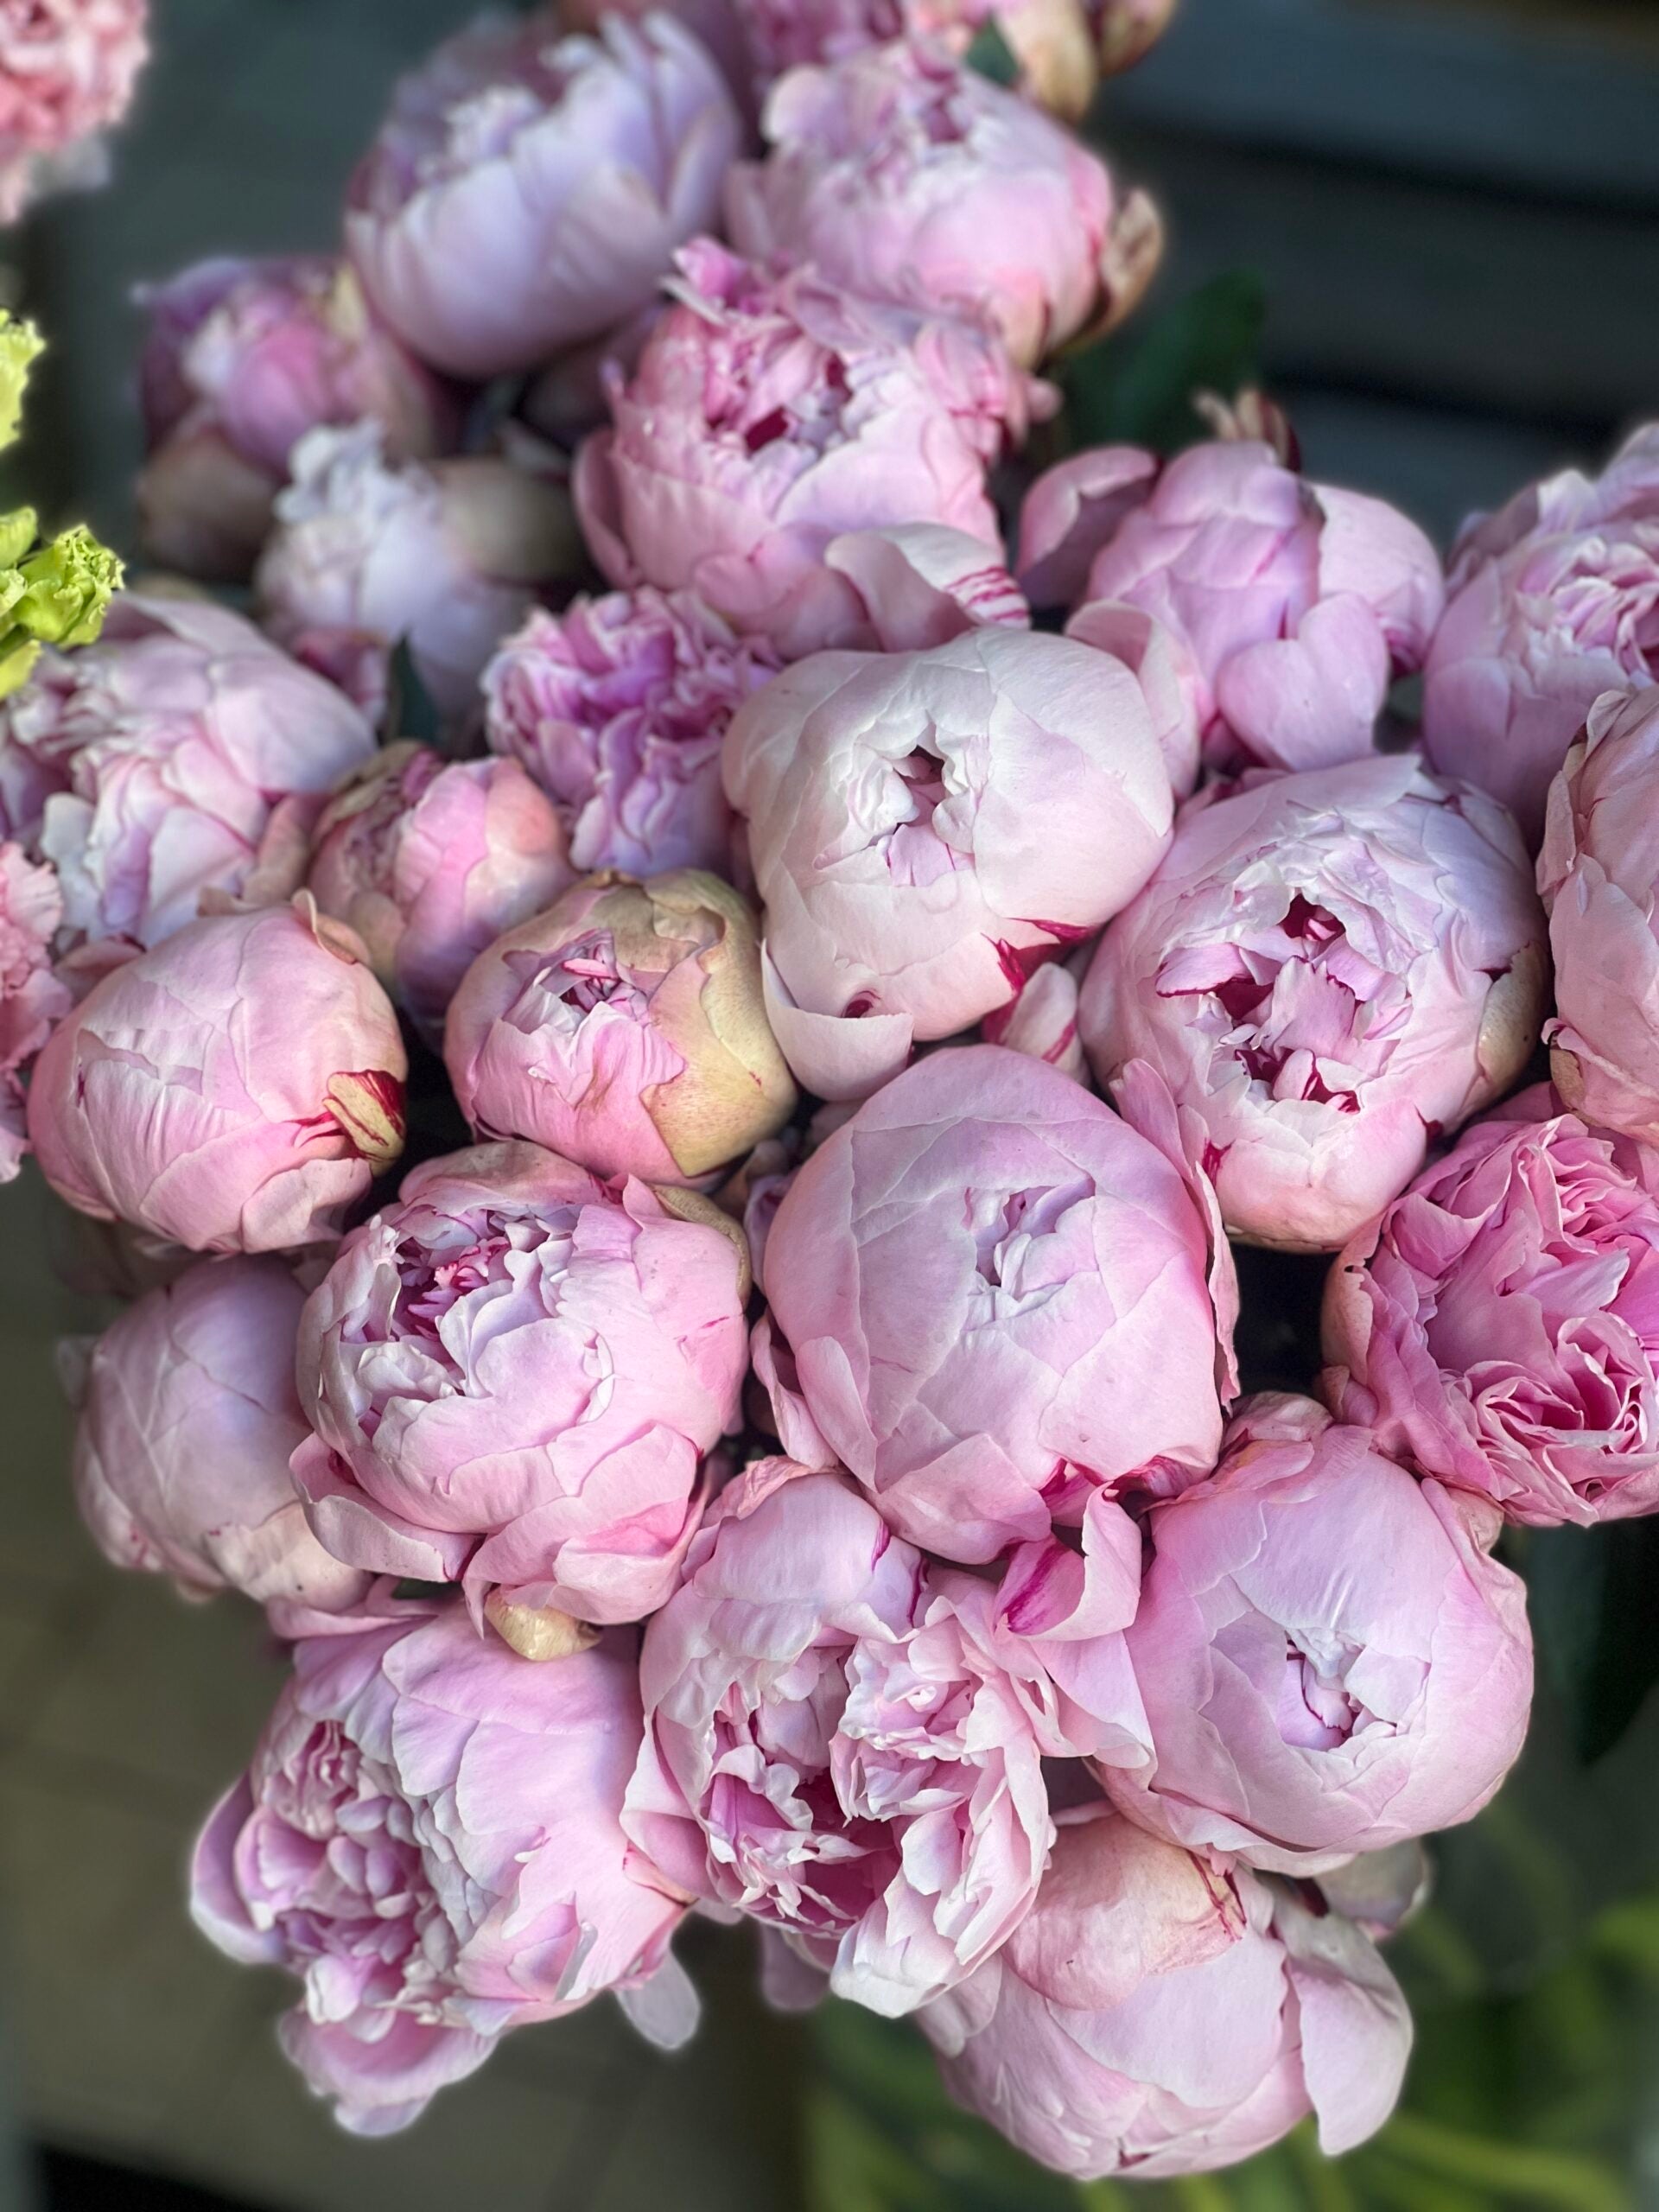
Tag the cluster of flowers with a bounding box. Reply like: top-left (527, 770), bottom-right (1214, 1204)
top-left (14, 0), bottom-right (1659, 2184)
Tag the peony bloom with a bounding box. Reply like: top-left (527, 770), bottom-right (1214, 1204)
top-left (623, 1459), bottom-right (1052, 2016)
top-left (1080, 755), bottom-right (1548, 1251)
top-left (922, 1804), bottom-right (1411, 2179)
top-left (191, 1608), bottom-right (695, 2136)
top-left (0, 593), bottom-right (376, 956)
top-left (1424, 424), bottom-right (1659, 844)
top-left (1054, 438), bottom-right (1443, 773)
top-left (0, 839), bottom-right (67, 1176)
top-left (0, 0), bottom-right (149, 224)
top-left (28, 898), bottom-right (406, 1255)
top-left (135, 255), bottom-right (459, 582)
top-left (723, 628), bottom-right (1173, 1099)
top-left (255, 423), bottom-right (581, 726)
top-left (574, 238), bottom-right (1043, 661)
top-left (1323, 1087), bottom-right (1659, 1527)
top-left (292, 1140), bottom-right (749, 1626)
top-left (1537, 687), bottom-right (1659, 1139)
top-left (1096, 1395), bottom-right (1533, 1873)
top-left (725, 41), bottom-right (1160, 371)
top-left (344, 10), bottom-right (740, 381)
top-left (307, 744), bottom-right (571, 1045)
top-left (759, 1046), bottom-right (1236, 1562)
top-left (1015, 443), bottom-right (1160, 612)
top-left (482, 589), bottom-right (778, 878)
top-left (444, 869), bottom-right (795, 1185)
top-left (67, 1255), bottom-right (368, 1612)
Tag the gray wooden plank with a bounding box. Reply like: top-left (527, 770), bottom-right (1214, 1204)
top-left (1108, 0), bottom-right (1659, 205)
top-left (1110, 120), bottom-right (1659, 423)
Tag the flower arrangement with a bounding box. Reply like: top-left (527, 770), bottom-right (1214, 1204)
top-left (8, 0), bottom-right (1659, 2192)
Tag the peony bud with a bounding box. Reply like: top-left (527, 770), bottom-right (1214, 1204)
top-left (307, 743), bottom-right (572, 1045)
top-left (1425, 423), bottom-right (1659, 844)
top-left (1096, 1395), bottom-right (1533, 1873)
top-left (291, 1139), bottom-right (749, 1625)
top-left (191, 1610), bottom-right (695, 2134)
top-left (0, 838), bottom-right (68, 1179)
top-left (483, 589), bottom-right (779, 878)
top-left (255, 423), bottom-right (581, 724)
top-left (624, 1459), bottom-right (1052, 2016)
top-left (1046, 438), bottom-right (1443, 774)
top-left (723, 627), bottom-right (1173, 1098)
top-left (69, 1254), bottom-right (369, 1614)
top-left (28, 898), bottom-right (407, 1255)
top-left (1537, 687), bottom-right (1659, 1141)
top-left (759, 1046), bottom-right (1235, 1560)
top-left (136, 255), bottom-right (459, 582)
top-left (1323, 1086), bottom-right (1659, 1528)
top-left (1080, 756), bottom-right (1548, 1251)
top-left (575, 238), bottom-right (1044, 660)
top-left (0, 593), bottom-right (376, 956)
top-left (445, 868), bottom-right (795, 1185)
top-left (344, 10), bottom-right (740, 380)
top-left (922, 1803), bottom-right (1410, 2178)
top-left (726, 41), bottom-right (1160, 371)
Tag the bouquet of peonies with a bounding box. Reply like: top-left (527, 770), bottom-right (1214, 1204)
top-left (12, 0), bottom-right (1659, 2186)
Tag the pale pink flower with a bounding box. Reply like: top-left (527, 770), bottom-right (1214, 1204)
top-left (345, 10), bottom-right (740, 379)
top-left (624, 1459), bottom-right (1052, 2015)
top-left (191, 1608), bottom-right (695, 2134)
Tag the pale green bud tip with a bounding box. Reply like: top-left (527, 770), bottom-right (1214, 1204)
top-left (0, 317), bottom-right (45, 450)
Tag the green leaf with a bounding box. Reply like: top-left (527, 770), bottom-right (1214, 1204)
top-left (388, 633), bottom-right (442, 746)
top-left (1055, 270), bottom-right (1268, 458)
top-left (391, 1579), bottom-right (455, 1602)
top-left (1524, 1517), bottom-right (1659, 1762)
top-left (963, 17), bottom-right (1020, 86)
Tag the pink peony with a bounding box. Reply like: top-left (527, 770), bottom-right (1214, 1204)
top-left (758, 1046), bottom-right (1236, 1561)
top-left (922, 1804), bottom-right (1411, 2179)
top-left (135, 255), bottom-right (459, 582)
top-left (67, 1254), bottom-right (368, 1612)
top-left (0, 838), bottom-right (67, 1175)
top-left (574, 238), bottom-right (1043, 660)
top-left (623, 1459), bottom-right (1052, 2016)
top-left (1080, 755), bottom-right (1548, 1251)
top-left (735, 0), bottom-right (1100, 118)
top-left (1424, 424), bottom-right (1659, 844)
top-left (191, 1608), bottom-right (694, 2135)
top-left (292, 1140), bottom-right (749, 1626)
top-left (1096, 1395), bottom-right (1533, 1873)
top-left (444, 869), bottom-right (795, 1185)
top-left (482, 589), bottom-right (778, 878)
top-left (306, 743), bottom-right (571, 1046)
top-left (1537, 687), bottom-right (1659, 1140)
top-left (0, 0), bottom-right (148, 223)
top-left (1324, 1087), bottom-right (1659, 1527)
top-left (723, 628), bottom-right (1173, 1099)
top-left (344, 10), bottom-right (739, 380)
top-left (0, 593), bottom-right (376, 956)
top-left (726, 41), bottom-right (1160, 370)
top-left (28, 898), bottom-right (406, 1255)
top-left (255, 423), bottom-right (580, 726)
top-left (1052, 438), bottom-right (1443, 773)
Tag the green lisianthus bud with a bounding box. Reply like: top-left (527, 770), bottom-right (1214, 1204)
top-left (0, 523), bottom-right (124, 696)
